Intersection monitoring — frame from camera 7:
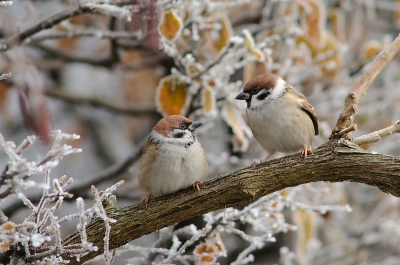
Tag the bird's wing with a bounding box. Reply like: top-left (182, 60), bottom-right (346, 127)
top-left (140, 138), bottom-right (159, 170)
top-left (287, 86), bottom-right (319, 135)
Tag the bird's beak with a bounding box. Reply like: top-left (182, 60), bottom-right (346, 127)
top-left (189, 121), bottom-right (202, 131)
top-left (235, 91), bottom-right (250, 100)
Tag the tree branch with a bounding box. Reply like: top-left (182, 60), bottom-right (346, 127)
top-left (1, 5), bottom-right (90, 51)
top-left (29, 30), bottom-right (141, 43)
top-left (1, 2), bottom-right (136, 52)
top-left (56, 141), bottom-right (400, 265)
top-left (33, 43), bottom-right (115, 67)
top-left (332, 33), bottom-right (400, 136)
top-left (353, 121), bottom-right (400, 145)
top-left (44, 88), bottom-right (160, 117)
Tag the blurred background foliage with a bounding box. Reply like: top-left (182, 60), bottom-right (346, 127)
top-left (1, 0), bottom-right (400, 264)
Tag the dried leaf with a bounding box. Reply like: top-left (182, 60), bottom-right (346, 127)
top-left (395, 0), bottom-right (400, 29)
top-left (194, 231), bottom-right (226, 264)
top-left (159, 9), bottom-right (182, 41)
top-left (296, 32), bottom-right (341, 81)
top-left (359, 40), bottom-right (381, 60)
top-left (0, 81), bottom-right (9, 111)
top-left (213, 15), bottom-right (233, 52)
top-left (221, 103), bottom-right (249, 152)
top-left (243, 29), bottom-right (255, 50)
top-left (201, 84), bottom-right (215, 115)
top-left (328, 9), bottom-right (346, 43)
top-left (298, 0), bottom-right (326, 48)
top-left (156, 76), bottom-right (189, 116)
top-left (293, 209), bottom-right (317, 265)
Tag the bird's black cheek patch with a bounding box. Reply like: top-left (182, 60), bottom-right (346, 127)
top-left (257, 92), bottom-right (269, 101)
top-left (173, 132), bottom-right (184, 138)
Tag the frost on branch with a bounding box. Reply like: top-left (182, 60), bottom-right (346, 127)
top-left (0, 132), bottom-right (123, 264)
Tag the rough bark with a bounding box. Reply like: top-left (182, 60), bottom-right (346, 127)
top-left (61, 140), bottom-right (400, 265)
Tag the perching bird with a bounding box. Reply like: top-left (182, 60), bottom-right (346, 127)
top-left (138, 115), bottom-right (209, 203)
top-left (235, 73), bottom-right (319, 162)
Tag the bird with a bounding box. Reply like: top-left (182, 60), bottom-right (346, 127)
top-left (235, 73), bottom-right (319, 162)
top-left (138, 115), bottom-right (209, 203)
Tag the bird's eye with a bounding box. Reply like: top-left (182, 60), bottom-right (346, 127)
top-left (179, 123), bottom-right (187, 130)
top-left (251, 87), bottom-right (260, 94)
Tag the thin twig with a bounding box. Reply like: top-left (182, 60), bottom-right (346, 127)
top-left (28, 30), bottom-right (142, 44)
top-left (34, 43), bottom-right (115, 66)
top-left (45, 88), bottom-right (159, 117)
top-left (353, 121), bottom-right (400, 145)
top-left (1, 5), bottom-right (89, 51)
top-left (332, 33), bottom-right (400, 136)
top-left (2, 137), bottom-right (147, 218)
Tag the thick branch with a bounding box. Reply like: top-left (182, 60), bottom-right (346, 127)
top-left (60, 141), bottom-right (400, 265)
top-left (332, 34), bottom-right (400, 135)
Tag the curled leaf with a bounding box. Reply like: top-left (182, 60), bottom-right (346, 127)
top-left (159, 9), bottom-right (183, 41)
top-left (201, 83), bottom-right (216, 115)
top-left (221, 103), bottom-right (250, 152)
top-left (156, 76), bottom-right (190, 116)
top-left (214, 15), bottom-right (233, 52)
top-left (298, 0), bottom-right (326, 48)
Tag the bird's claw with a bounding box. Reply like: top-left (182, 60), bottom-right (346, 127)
top-left (301, 146), bottom-right (313, 159)
top-left (193, 181), bottom-right (203, 192)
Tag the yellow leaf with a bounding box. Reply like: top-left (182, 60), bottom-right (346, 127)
top-left (159, 9), bottom-right (182, 41)
top-left (221, 103), bottom-right (249, 151)
top-left (296, 32), bottom-right (341, 81)
top-left (293, 209), bottom-right (317, 264)
top-left (243, 29), bottom-right (255, 50)
top-left (250, 47), bottom-right (265, 61)
top-left (156, 76), bottom-right (189, 116)
top-left (328, 9), bottom-right (346, 43)
top-left (298, 0), bottom-right (326, 48)
top-left (214, 15), bottom-right (233, 52)
top-left (202, 86), bottom-right (215, 115)
top-left (395, 0), bottom-right (400, 29)
top-left (360, 40), bottom-right (381, 60)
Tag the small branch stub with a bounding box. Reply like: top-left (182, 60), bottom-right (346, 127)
top-left (354, 121), bottom-right (400, 145)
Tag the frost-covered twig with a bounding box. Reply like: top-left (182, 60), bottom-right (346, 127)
top-left (0, 131), bottom-right (81, 201)
top-left (0, 72), bottom-right (12, 80)
top-left (0, 132), bottom-right (103, 264)
top-left (0, 1), bottom-right (12, 7)
top-left (0, 2), bottom-right (135, 52)
top-left (90, 180), bottom-right (124, 265)
top-left (353, 121), bottom-right (400, 145)
top-left (28, 29), bottom-right (142, 43)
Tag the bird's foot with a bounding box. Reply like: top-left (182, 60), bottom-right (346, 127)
top-left (259, 154), bottom-right (271, 164)
top-left (193, 181), bottom-right (203, 192)
top-left (143, 194), bottom-right (154, 207)
top-left (301, 146), bottom-right (313, 159)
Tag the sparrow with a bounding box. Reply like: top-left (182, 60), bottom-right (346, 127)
top-left (138, 115), bottom-right (209, 203)
top-left (235, 73), bottom-right (319, 162)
